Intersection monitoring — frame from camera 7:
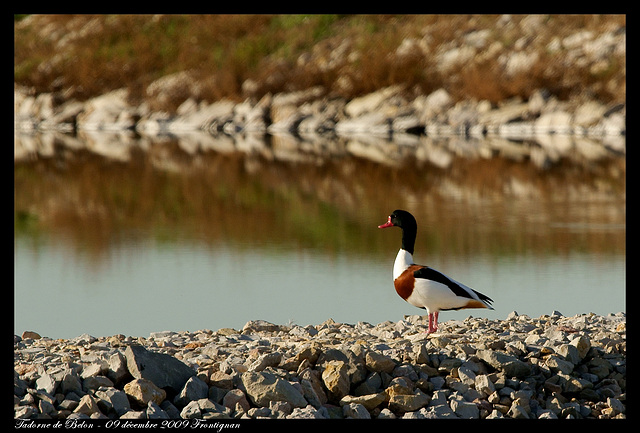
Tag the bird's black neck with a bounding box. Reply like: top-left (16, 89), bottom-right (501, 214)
top-left (400, 226), bottom-right (417, 256)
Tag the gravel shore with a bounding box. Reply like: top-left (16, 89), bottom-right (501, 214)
top-left (14, 311), bottom-right (625, 420)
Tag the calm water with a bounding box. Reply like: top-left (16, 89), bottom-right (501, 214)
top-left (14, 133), bottom-right (626, 339)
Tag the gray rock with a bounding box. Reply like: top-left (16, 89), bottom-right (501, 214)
top-left (149, 330), bottom-right (178, 340)
top-left (74, 394), bottom-right (102, 416)
top-left (208, 386), bottom-right (228, 404)
top-left (147, 401), bottom-right (170, 419)
top-left (12, 311), bottom-right (626, 420)
top-left (508, 402), bottom-right (531, 419)
top-left (344, 85), bottom-right (402, 118)
top-left (120, 410), bottom-right (146, 419)
top-left (413, 343), bottom-right (430, 364)
top-left (354, 371), bottom-right (382, 396)
top-left (392, 115), bottom-right (421, 132)
top-left (76, 89), bottom-right (137, 132)
top-left (94, 386), bottom-right (131, 416)
top-left (589, 358), bottom-right (613, 380)
top-left (570, 335), bottom-right (591, 360)
top-left (107, 351), bottom-right (131, 384)
top-left (475, 374), bottom-right (496, 396)
top-left (248, 407), bottom-right (273, 418)
top-left (60, 371), bottom-right (83, 395)
top-left (429, 376), bottom-right (446, 390)
top-left (222, 388), bottom-right (250, 412)
top-left (340, 393), bottom-right (386, 411)
top-left (83, 375), bottom-right (114, 392)
top-left (14, 375), bottom-right (28, 397)
top-left (287, 405), bottom-right (328, 419)
top-left (425, 404), bottom-right (457, 418)
top-left (66, 413), bottom-right (91, 420)
top-left (35, 373), bottom-right (58, 395)
top-left (335, 112), bottom-right (390, 135)
top-left (209, 371), bottom-right (234, 389)
top-left (377, 408), bottom-right (397, 419)
top-left (242, 320), bottom-right (283, 333)
top-left (607, 397), bottom-right (625, 415)
top-left (248, 352), bottom-right (282, 372)
top-left (487, 409), bottom-right (506, 419)
top-left (438, 357), bottom-right (462, 373)
top-left (179, 400), bottom-right (201, 419)
top-left (38, 399), bottom-right (55, 415)
top-left (429, 390), bottom-right (448, 406)
top-left (269, 400), bottom-right (293, 417)
top-left (535, 111), bottom-right (572, 134)
top-left (343, 402), bottom-right (371, 419)
top-left (300, 378), bottom-right (327, 408)
top-left (173, 376), bottom-right (209, 408)
top-left (160, 401), bottom-right (181, 418)
top-left (15, 405), bottom-right (38, 419)
top-left (422, 88), bottom-right (454, 117)
top-left (241, 371), bottom-right (307, 408)
top-left (546, 355), bottom-right (574, 375)
top-left (476, 349), bottom-right (532, 378)
top-left (565, 376), bottom-right (592, 394)
top-left (392, 363), bottom-right (419, 381)
top-left (457, 365), bottom-right (476, 386)
top-left (557, 343), bottom-right (581, 365)
top-left (58, 399), bottom-right (79, 411)
top-left (452, 400), bottom-right (480, 419)
top-left (197, 398), bottom-right (232, 417)
top-left (478, 102), bottom-right (529, 126)
top-left (80, 363), bottom-right (104, 379)
top-left (125, 345), bottom-right (195, 394)
top-left (388, 390), bottom-right (431, 413)
top-left (575, 101), bottom-right (607, 126)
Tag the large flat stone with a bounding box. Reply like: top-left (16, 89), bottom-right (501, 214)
top-left (240, 371), bottom-right (307, 408)
top-left (124, 345), bottom-right (195, 395)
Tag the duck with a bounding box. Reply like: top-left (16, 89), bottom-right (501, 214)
top-left (378, 209), bottom-right (493, 334)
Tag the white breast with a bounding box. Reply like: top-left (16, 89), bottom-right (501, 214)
top-left (393, 249), bottom-right (414, 280)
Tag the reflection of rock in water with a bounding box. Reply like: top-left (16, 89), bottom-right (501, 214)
top-left (15, 84), bottom-right (625, 204)
top-left (14, 130), bottom-right (625, 200)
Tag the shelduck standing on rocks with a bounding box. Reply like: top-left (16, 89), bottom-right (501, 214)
top-left (378, 209), bottom-right (494, 334)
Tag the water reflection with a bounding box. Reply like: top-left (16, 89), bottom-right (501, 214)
top-left (14, 132), bottom-right (625, 338)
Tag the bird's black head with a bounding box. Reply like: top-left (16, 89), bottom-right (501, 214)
top-left (378, 209), bottom-right (417, 231)
top-left (378, 210), bottom-right (418, 254)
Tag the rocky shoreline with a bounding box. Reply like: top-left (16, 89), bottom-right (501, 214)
top-left (15, 15), bottom-right (626, 170)
top-left (14, 84), bottom-right (626, 177)
top-left (15, 311), bottom-right (626, 420)
top-left (15, 15), bottom-right (626, 144)
top-left (15, 83), bottom-right (626, 140)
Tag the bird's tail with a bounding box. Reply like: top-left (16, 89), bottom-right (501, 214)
top-left (473, 289), bottom-right (494, 310)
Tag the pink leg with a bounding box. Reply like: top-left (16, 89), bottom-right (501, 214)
top-left (427, 312), bottom-right (439, 334)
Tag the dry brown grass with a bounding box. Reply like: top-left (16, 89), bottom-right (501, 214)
top-left (15, 14), bottom-right (625, 110)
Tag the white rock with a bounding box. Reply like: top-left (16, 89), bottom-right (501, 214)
top-left (344, 86), bottom-right (402, 118)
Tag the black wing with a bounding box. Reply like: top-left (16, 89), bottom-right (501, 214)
top-left (413, 266), bottom-right (493, 305)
